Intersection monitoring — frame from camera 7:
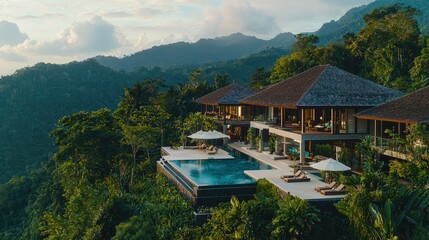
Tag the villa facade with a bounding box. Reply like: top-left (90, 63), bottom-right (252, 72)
top-left (196, 65), bottom-right (404, 171)
top-left (194, 83), bottom-right (255, 141)
top-left (355, 85), bottom-right (429, 161)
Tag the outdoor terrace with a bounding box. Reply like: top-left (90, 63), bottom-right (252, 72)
top-left (159, 143), bottom-right (347, 207)
top-left (229, 142), bottom-right (347, 202)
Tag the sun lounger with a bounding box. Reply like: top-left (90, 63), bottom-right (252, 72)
top-left (283, 175), bottom-right (310, 183)
top-left (198, 143), bottom-right (207, 149)
top-left (280, 170), bottom-right (302, 179)
top-left (320, 184), bottom-right (346, 195)
top-left (206, 146), bottom-right (217, 155)
top-left (315, 181), bottom-right (337, 192)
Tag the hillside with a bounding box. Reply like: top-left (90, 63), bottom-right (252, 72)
top-left (315, 0), bottom-right (429, 45)
top-left (0, 61), bottom-right (137, 183)
top-left (94, 32), bottom-right (295, 71)
top-left (0, 47), bottom-right (285, 183)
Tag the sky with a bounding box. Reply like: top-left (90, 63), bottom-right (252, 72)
top-left (0, 0), bottom-right (374, 76)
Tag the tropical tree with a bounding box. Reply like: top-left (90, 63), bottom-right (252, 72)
top-left (388, 123), bottom-right (429, 187)
top-left (250, 67), bottom-right (271, 90)
top-left (214, 73), bottom-right (229, 89)
top-left (347, 4), bottom-right (421, 90)
top-left (269, 34), bottom-right (319, 83)
top-left (410, 37), bottom-right (429, 90)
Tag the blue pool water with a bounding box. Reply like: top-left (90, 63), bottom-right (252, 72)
top-left (168, 157), bottom-right (273, 186)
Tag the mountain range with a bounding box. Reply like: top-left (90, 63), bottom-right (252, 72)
top-left (94, 0), bottom-right (429, 72)
top-left (94, 32), bottom-right (295, 71)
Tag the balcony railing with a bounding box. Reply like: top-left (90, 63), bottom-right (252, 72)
top-left (375, 137), bottom-right (428, 159)
top-left (204, 112), bottom-right (253, 121)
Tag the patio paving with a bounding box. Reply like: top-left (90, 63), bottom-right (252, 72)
top-left (229, 142), bottom-right (346, 201)
top-left (161, 146), bottom-right (234, 160)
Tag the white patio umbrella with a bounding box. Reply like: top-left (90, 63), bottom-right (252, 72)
top-left (188, 130), bottom-right (228, 140)
top-left (310, 158), bottom-right (351, 182)
top-left (310, 158), bottom-right (351, 171)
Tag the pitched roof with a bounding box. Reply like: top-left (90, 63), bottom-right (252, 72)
top-left (240, 65), bottom-right (404, 108)
top-left (355, 85), bottom-right (429, 123)
top-left (194, 83), bottom-right (255, 105)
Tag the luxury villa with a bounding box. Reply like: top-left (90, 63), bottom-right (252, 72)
top-left (157, 64), bottom-right (429, 208)
top-left (355, 85), bottom-right (429, 161)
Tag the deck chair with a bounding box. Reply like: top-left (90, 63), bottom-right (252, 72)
top-left (314, 181), bottom-right (336, 192)
top-left (320, 184), bottom-right (346, 195)
top-left (206, 146), bottom-right (217, 155)
top-left (280, 170), bottom-right (302, 179)
top-left (284, 174), bottom-right (310, 183)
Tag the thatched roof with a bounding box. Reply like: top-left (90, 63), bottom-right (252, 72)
top-left (194, 83), bottom-right (254, 105)
top-left (240, 65), bottom-right (404, 108)
top-left (355, 85), bottom-right (429, 123)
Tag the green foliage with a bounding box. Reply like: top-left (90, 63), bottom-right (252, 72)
top-left (271, 197), bottom-right (320, 240)
top-left (337, 134), bottom-right (429, 239)
top-left (349, 4), bottom-right (421, 91)
top-left (214, 73), bottom-right (229, 89)
top-left (315, 144), bottom-right (333, 158)
top-left (0, 60), bottom-right (135, 184)
top-left (270, 34), bottom-right (319, 83)
top-left (338, 148), bottom-right (353, 167)
top-left (250, 67), bottom-right (271, 90)
top-left (179, 112), bottom-right (216, 146)
top-left (356, 136), bottom-right (382, 172)
top-left (387, 123), bottom-right (429, 187)
top-left (410, 37), bottom-right (429, 90)
top-left (246, 127), bottom-right (256, 146)
top-left (203, 194), bottom-right (320, 240)
top-left (256, 178), bottom-right (282, 201)
top-left (269, 133), bottom-right (276, 153)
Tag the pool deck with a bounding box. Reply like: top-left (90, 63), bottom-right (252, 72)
top-left (161, 146), bottom-right (234, 160)
top-left (161, 144), bottom-right (346, 202)
top-left (229, 142), bottom-right (346, 202)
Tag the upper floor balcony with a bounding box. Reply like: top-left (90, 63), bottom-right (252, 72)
top-left (375, 137), bottom-right (428, 160)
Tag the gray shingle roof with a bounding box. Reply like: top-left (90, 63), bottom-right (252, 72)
top-left (240, 65), bottom-right (404, 107)
top-left (355, 85), bottom-right (429, 123)
top-left (194, 83), bottom-right (254, 105)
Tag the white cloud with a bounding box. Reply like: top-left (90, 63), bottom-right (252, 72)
top-left (199, 1), bottom-right (281, 39)
top-left (30, 16), bottom-right (125, 55)
top-left (0, 48), bottom-right (27, 62)
top-left (0, 20), bottom-right (29, 46)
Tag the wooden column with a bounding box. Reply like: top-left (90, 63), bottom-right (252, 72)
top-left (301, 109), bottom-right (305, 133)
top-left (331, 108), bottom-right (334, 134)
top-left (283, 137), bottom-right (287, 156)
top-left (280, 108), bottom-right (284, 127)
top-left (374, 120), bottom-right (377, 146)
top-left (300, 141), bottom-right (305, 165)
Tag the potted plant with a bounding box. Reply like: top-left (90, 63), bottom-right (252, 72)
top-left (255, 135), bottom-right (262, 152)
top-left (246, 127), bottom-right (256, 148)
top-left (269, 134), bottom-right (276, 154)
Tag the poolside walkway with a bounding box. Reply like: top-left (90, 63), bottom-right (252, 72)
top-left (161, 146), bottom-right (234, 160)
top-left (229, 142), bottom-right (346, 202)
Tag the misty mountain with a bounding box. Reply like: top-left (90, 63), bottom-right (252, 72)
top-left (94, 32), bottom-right (295, 71)
top-left (314, 0), bottom-right (429, 45)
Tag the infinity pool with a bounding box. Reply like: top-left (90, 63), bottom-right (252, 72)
top-left (168, 157), bottom-right (273, 186)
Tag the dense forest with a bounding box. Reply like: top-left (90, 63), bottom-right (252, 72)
top-left (1, 3), bottom-right (429, 240)
top-left (0, 47), bottom-right (286, 184)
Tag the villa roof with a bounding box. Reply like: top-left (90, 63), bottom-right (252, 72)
top-left (355, 85), bottom-right (429, 123)
top-left (240, 65), bottom-right (404, 108)
top-left (194, 83), bottom-right (254, 105)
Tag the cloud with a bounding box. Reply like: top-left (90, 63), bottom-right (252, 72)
top-left (0, 48), bottom-right (28, 62)
top-left (31, 16), bottom-right (125, 55)
top-left (0, 20), bottom-right (29, 46)
top-left (199, 1), bottom-right (281, 38)
top-left (103, 11), bottom-right (133, 18)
